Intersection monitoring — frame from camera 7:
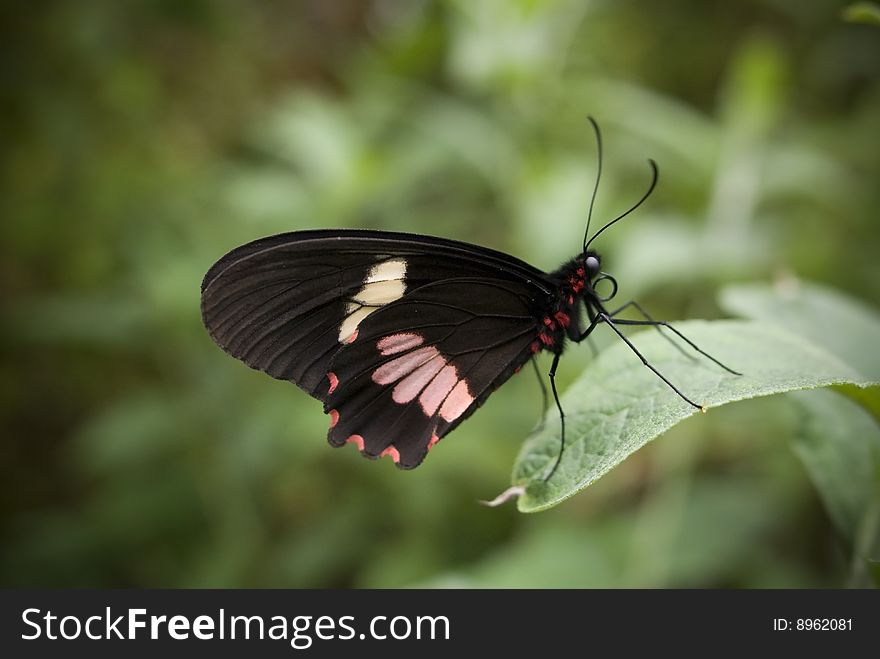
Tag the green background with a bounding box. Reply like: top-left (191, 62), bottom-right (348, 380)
top-left (2, 0), bottom-right (879, 587)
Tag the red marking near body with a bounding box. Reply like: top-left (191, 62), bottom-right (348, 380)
top-left (346, 435), bottom-right (365, 451)
top-left (539, 333), bottom-right (554, 346)
top-left (568, 294), bottom-right (574, 305)
top-left (569, 275), bottom-right (585, 293)
top-left (428, 433), bottom-right (439, 451)
top-left (576, 267), bottom-right (586, 277)
top-left (327, 372), bottom-right (339, 394)
top-left (328, 409), bottom-right (339, 428)
top-left (381, 445), bottom-right (401, 463)
top-left (554, 311), bottom-right (570, 328)
top-left (530, 341), bottom-right (540, 353)
top-left (344, 329), bottom-right (359, 344)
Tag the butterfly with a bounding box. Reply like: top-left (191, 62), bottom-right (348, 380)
top-left (200, 119), bottom-right (739, 478)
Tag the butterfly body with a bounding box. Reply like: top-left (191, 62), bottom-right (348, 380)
top-left (543, 255), bottom-right (602, 351)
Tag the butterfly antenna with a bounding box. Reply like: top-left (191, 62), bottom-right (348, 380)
top-left (582, 116), bottom-right (603, 253)
top-left (586, 158), bottom-right (658, 250)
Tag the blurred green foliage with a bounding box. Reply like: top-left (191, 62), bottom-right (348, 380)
top-left (2, 0), bottom-right (879, 587)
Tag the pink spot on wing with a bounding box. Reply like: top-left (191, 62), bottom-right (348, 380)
top-left (346, 435), bottom-right (365, 451)
top-left (427, 433), bottom-right (439, 451)
top-left (344, 329), bottom-right (359, 344)
top-left (373, 346), bottom-right (439, 385)
top-left (393, 354), bottom-right (445, 404)
top-left (440, 379), bottom-right (474, 422)
top-left (328, 409), bottom-right (339, 428)
top-left (327, 372), bottom-right (339, 394)
top-left (531, 341), bottom-right (540, 354)
top-left (419, 364), bottom-right (458, 416)
top-left (378, 332), bottom-right (424, 356)
top-left (380, 445), bottom-right (400, 463)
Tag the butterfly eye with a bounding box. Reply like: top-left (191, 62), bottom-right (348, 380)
top-left (585, 255), bottom-right (601, 278)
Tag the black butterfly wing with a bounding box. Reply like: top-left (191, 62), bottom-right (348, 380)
top-left (201, 230), bottom-right (553, 402)
top-left (202, 237), bottom-right (396, 398)
top-left (324, 277), bottom-right (543, 469)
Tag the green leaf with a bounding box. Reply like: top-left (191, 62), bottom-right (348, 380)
top-left (720, 281), bottom-right (880, 423)
top-left (789, 390), bottom-right (880, 567)
top-left (719, 281), bottom-right (880, 381)
top-left (512, 320), bottom-right (877, 512)
top-left (843, 2), bottom-right (880, 26)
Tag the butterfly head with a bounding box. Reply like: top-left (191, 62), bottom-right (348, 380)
top-left (575, 250), bottom-right (617, 304)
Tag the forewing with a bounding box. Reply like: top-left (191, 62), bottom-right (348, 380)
top-left (325, 278), bottom-right (542, 469)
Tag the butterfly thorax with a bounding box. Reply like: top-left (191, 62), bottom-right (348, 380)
top-left (531, 254), bottom-right (597, 355)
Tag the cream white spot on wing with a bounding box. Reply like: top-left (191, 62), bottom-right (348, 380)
top-left (365, 258), bottom-right (406, 284)
top-left (353, 278), bottom-right (405, 306)
top-left (337, 258), bottom-right (408, 344)
top-left (338, 306), bottom-right (374, 343)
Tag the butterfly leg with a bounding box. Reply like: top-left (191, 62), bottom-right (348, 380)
top-left (531, 356), bottom-right (549, 431)
top-left (606, 300), bottom-right (697, 362)
top-left (543, 353), bottom-right (566, 481)
top-left (601, 312), bottom-right (741, 376)
top-left (584, 306), bottom-right (601, 358)
top-left (597, 313), bottom-right (705, 410)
